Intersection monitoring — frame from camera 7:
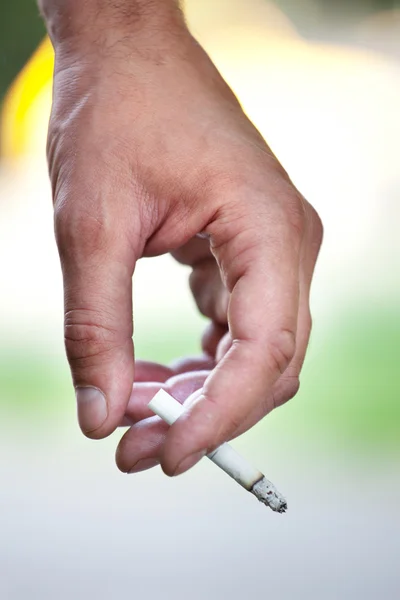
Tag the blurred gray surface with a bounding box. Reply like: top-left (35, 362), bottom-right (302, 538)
top-left (1, 424), bottom-right (399, 600)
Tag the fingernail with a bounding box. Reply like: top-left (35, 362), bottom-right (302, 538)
top-left (184, 391), bottom-right (205, 411)
top-left (75, 387), bottom-right (108, 433)
top-left (128, 458), bottom-right (159, 474)
top-left (173, 450), bottom-right (206, 477)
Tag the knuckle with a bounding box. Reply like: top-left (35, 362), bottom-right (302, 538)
top-left (47, 113), bottom-right (80, 200)
top-left (55, 204), bottom-right (112, 261)
top-left (284, 376), bottom-right (300, 401)
top-left (64, 309), bottom-right (122, 367)
top-left (308, 204), bottom-right (324, 247)
top-left (189, 264), bottom-right (210, 305)
top-left (269, 376), bottom-right (300, 411)
top-left (267, 328), bottom-right (297, 376)
top-left (189, 264), bottom-right (228, 324)
top-left (284, 193), bottom-right (307, 240)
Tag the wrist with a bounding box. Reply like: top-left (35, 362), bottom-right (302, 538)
top-left (39, 0), bottom-right (186, 54)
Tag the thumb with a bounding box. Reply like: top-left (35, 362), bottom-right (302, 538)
top-left (55, 197), bottom-right (138, 439)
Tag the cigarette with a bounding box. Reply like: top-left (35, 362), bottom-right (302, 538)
top-left (148, 389), bottom-right (287, 513)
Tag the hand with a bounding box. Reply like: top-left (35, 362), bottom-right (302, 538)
top-left (46, 13), bottom-right (322, 476)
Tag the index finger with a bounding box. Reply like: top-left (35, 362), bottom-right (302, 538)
top-left (161, 192), bottom-right (305, 475)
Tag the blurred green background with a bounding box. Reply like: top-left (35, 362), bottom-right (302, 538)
top-left (0, 1), bottom-right (399, 599)
top-left (2, 309), bottom-right (399, 448)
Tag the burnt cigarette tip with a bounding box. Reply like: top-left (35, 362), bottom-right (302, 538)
top-left (251, 477), bottom-right (288, 514)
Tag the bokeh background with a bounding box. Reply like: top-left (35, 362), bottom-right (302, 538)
top-left (1, 1), bottom-right (399, 598)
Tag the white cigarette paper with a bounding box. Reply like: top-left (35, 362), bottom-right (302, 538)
top-left (148, 389), bottom-right (287, 513)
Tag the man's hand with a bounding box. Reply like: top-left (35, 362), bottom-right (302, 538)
top-left (40, 0), bottom-right (322, 476)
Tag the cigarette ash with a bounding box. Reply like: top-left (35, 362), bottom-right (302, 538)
top-left (251, 477), bottom-right (287, 513)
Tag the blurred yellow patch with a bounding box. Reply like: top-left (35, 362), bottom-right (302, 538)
top-left (0, 38), bottom-right (54, 159)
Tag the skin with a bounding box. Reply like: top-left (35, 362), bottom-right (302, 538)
top-left (39, 0), bottom-right (323, 477)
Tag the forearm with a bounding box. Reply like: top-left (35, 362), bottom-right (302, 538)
top-left (39, 0), bottom-right (185, 48)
